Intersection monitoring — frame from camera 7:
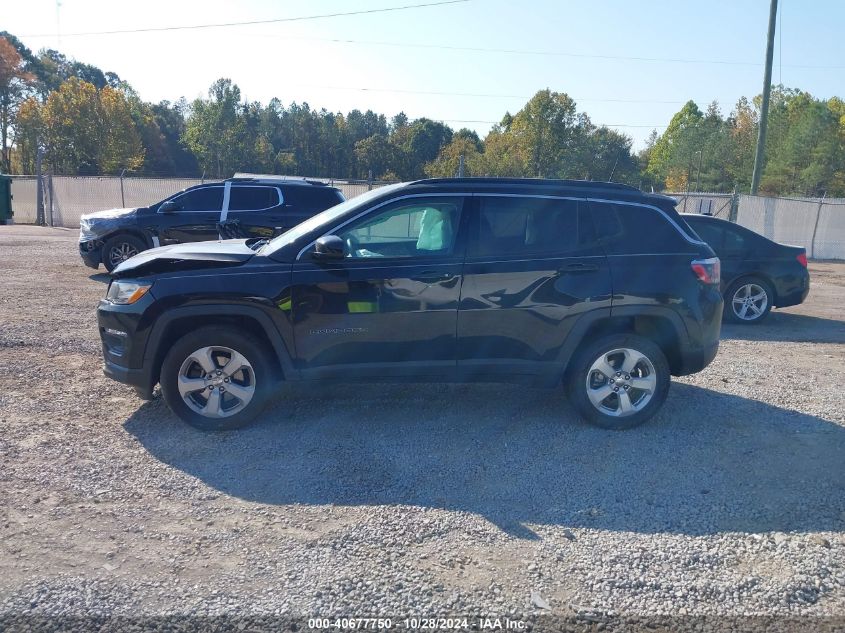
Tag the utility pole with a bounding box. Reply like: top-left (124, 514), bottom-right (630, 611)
top-left (750, 0), bottom-right (778, 195)
top-left (694, 150), bottom-right (703, 192)
top-left (35, 146), bottom-right (44, 226)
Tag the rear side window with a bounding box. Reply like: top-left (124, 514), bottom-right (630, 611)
top-left (469, 196), bottom-right (584, 257)
top-left (723, 226), bottom-right (750, 252)
top-left (282, 186), bottom-right (343, 214)
top-left (171, 186), bottom-right (223, 212)
top-left (688, 220), bottom-right (724, 250)
top-left (590, 202), bottom-right (691, 254)
top-left (228, 186), bottom-right (279, 211)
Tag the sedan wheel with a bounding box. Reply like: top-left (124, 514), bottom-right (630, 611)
top-left (729, 281), bottom-right (771, 323)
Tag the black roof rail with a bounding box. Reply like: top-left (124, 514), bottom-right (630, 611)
top-left (412, 177), bottom-right (640, 192)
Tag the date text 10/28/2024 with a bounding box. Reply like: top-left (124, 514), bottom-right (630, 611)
top-left (308, 617), bottom-right (528, 630)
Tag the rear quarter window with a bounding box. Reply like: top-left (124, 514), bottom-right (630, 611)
top-left (228, 186), bottom-right (279, 211)
top-left (282, 186), bottom-right (344, 214)
top-left (590, 202), bottom-right (693, 255)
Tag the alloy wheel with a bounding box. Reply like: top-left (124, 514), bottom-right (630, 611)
top-left (731, 283), bottom-right (768, 321)
top-left (108, 242), bottom-right (139, 267)
top-left (177, 346), bottom-right (256, 418)
top-left (585, 347), bottom-right (658, 417)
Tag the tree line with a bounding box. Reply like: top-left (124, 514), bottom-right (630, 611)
top-left (1, 32), bottom-right (843, 196)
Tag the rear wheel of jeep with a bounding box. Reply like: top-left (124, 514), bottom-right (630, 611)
top-left (102, 234), bottom-right (146, 272)
top-left (566, 334), bottom-right (671, 430)
top-left (160, 327), bottom-right (274, 431)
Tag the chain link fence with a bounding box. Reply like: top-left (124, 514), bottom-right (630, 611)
top-left (670, 191), bottom-right (845, 260)
top-left (735, 195), bottom-right (845, 260)
top-left (669, 192), bottom-right (735, 219)
top-left (8, 175), bottom-right (392, 228)
top-left (8, 176), bottom-right (845, 260)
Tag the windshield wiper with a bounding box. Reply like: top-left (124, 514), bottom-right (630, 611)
top-left (250, 238), bottom-right (270, 252)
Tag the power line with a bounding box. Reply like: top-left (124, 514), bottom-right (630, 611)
top-left (440, 118), bottom-right (666, 129)
top-left (19, 0), bottom-right (470, 37)
top-left (17, 4), bottom-right (839, 70)
top-left (292, 83), bottom-right (692, 104)
top-left (251, 32), bottom-right (842, 70)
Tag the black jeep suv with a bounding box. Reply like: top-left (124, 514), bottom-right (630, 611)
top-left (79, 176), bottom-right (345, 271)
top-left (97, 178), bottom-right (723, 430)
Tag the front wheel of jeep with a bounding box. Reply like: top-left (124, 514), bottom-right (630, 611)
top-left (566, 334), bottom-right (671, 430)
top-left (160, 327), bottom-right (274, 431)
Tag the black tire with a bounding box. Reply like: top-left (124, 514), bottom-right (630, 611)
top-left (723, 276), bottom-right (773, 324)
top-left (566, 334), bottom-right (671, 430)
top-left (102, 234), bottom-right (147, 272)
top-left (160, 326), bottom-right (275, 431)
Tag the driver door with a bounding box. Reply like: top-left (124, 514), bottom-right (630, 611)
top-left (291, 195), bottom-right (467, 379)
top-left (157, 185), bottom-right (224, 244)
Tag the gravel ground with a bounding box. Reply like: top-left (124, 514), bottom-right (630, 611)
top-left (1, 225), bottom-right (844, 632)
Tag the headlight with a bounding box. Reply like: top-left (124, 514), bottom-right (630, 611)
top-left (79, 219), bottom-right (96, 241)
top-left (106, 280), bottom-right (152, 304)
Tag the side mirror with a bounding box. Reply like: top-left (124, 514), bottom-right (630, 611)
top-left (159, 200), bottom-right (178, 213)
top-left (313, 235), bottom-right (346, 260)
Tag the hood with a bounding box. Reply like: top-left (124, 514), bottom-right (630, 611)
top-left (111, 239), bottom-right (258, 277)
top-left (81, 207), bottom-right (139, 221)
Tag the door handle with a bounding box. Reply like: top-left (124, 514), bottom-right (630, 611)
top-left (557, 262), bottom-right (600, 274)
top-left (414, 271), bottom-right (455, 282)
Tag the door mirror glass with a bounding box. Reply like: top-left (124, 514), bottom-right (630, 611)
top-left (313, 235), bottom-right (346, 259)
top-left (159, 200), bottom-right (179, 213)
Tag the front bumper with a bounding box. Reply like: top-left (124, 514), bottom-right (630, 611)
top-left (98, 294), bottom-right (157, 399)
top-left (103, 358), bottom-right (155, 400)
top-left (79, 240), bottom-right (103, 269)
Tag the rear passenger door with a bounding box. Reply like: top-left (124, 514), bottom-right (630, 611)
top-left (719, 224), bottom-right (754, 288)
top-left (589, 201), bottom-right (702, 310)
top-left (457, 195), bottom-right (612, 380)
top-left (226, 185), bottom-right (283, 238)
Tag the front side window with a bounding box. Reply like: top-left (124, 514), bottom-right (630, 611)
top-left (169, 186), bottom-right (224, 212)
top-left (228, 186), bottom-right (280, 211)
top-left (336, 197), bottom-right (463, 259)
top-left (469, 196), bottom-right (581, 257)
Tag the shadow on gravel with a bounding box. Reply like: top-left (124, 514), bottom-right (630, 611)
top-left (88, 273), bottom-right (110, 284)
top-left (124, 382), bottom-right (845, 538)
top-left (721, 311), bottom-right (845, 344)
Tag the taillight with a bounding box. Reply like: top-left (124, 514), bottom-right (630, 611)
top-left (797, 252), bottom-right (807, 268)
top-left (691, 257), bottom-right (721, 285)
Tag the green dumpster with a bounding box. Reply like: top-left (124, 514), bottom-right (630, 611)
top-left (0, 174), bottom-right (11, 224)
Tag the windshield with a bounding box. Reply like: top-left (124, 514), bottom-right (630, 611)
top-left (262, 182), bottom-right (406, 256)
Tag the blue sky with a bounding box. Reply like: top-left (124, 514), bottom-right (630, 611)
top-left (5, 0), bottom-right (844, 149)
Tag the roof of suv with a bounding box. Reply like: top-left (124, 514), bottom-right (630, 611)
top-left (229, 173), bottom-right (335, 187)
top-left (408, 177), bottom-right (676, 206)
top-left (414, 177), bottom-right (639, 191)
